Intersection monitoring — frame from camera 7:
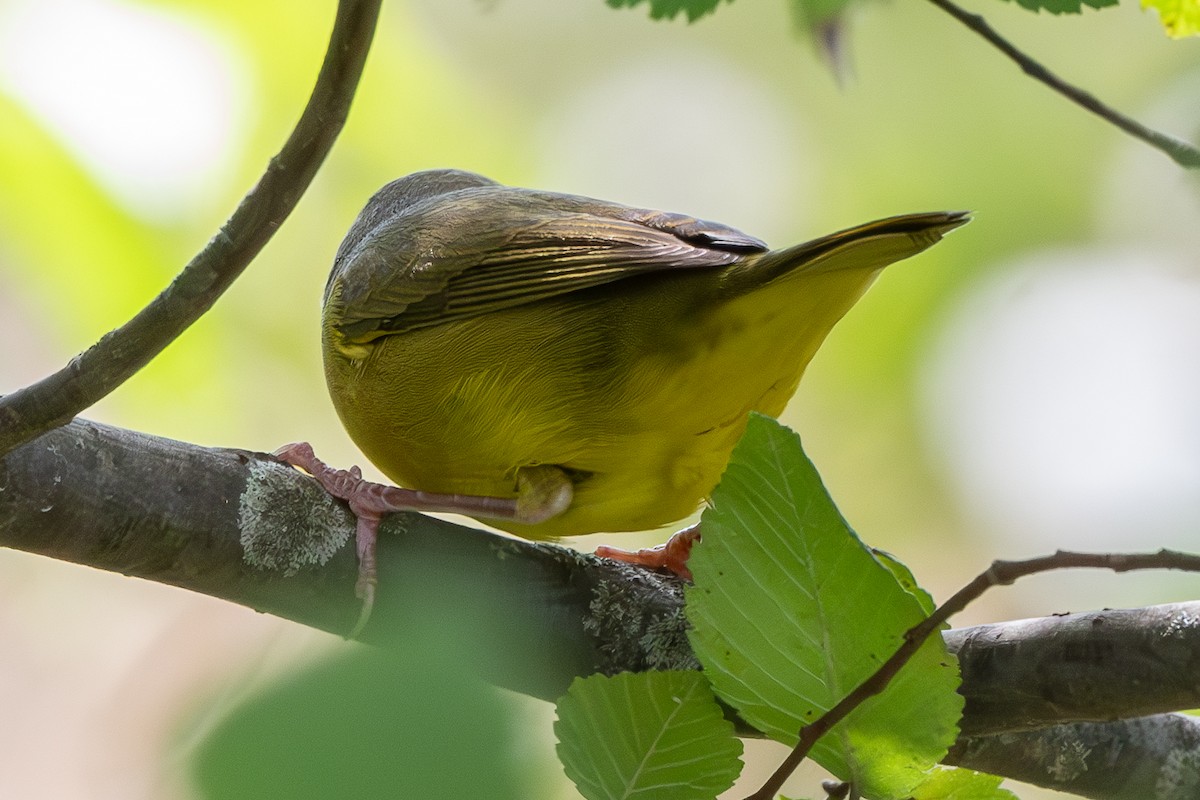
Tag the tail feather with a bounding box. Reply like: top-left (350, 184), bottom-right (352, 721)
top-left (741, 210), bottom-right (970, 288)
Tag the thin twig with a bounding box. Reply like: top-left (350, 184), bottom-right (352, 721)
top-left (746, 549), bottom-right (1200, 800)
top-left (0, 0), bottom-right (383, 457)
top-left (928, 0), bottom-right (1200, 169)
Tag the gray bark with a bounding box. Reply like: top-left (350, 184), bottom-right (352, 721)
top-left (4, 418), bottom-right (1200, 798)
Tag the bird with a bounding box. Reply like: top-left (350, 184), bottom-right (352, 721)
top-left (276, 169), bottom-right (967, 632)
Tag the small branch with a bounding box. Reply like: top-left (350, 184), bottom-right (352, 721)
top-left (927, 0), bottom-right (1200, 169)
top-left (0, 0), bottom-right (383, 458)
top-left (748, 550), bottom-right (1200, 800)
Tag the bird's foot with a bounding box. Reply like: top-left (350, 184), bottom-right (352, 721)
top-left (274, 443), bottom-right (400, 636)
top-left (272, 443), bottom-right (575, 635)
top-left (594, 523), bottom-right (701, 581)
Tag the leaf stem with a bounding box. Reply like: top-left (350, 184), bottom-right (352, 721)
top-left (927, 0), bottom-right (1200, 169)
top-left (746, 549), bottom-right (1200, 800)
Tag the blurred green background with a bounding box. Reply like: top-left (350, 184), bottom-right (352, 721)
top-left (1, 0), bottom-right (1198, 797)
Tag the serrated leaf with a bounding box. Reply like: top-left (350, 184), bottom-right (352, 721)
top-left (555, 671), bottom-right (743, 800)
top-left (910, 767), bottom-right (1018, 799)
top-left (686, 414), bottom-right (962, 799)
top-left (874, 549), bottom-right (936, 615)
top-left (1142, 0), bottom-right (1200, 37)
top-left (604, 0), bottom-right (728, 22)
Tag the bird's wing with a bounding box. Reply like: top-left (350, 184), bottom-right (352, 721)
top-left (328, 188), bottom-right (768, 340)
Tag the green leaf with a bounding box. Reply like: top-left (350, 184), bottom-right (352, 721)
top-left (191, 647), bottom-right (524, 800)
top-left (910, 767), bottom-right (1019, 799)
top-left (604, 0), bottom-right (729, 22)
top-left (554, 671), bottom-right (743, 800)
top-left (686, 414), bottom-right (962, 798)
top-left (790, 0), bottom-right (857, 26)
top-left (191, 569), bottom-right (534, 800)
top-left (1142, 0), bottom-right (1200, 37)
top-left (1002, 0), bottom-right (1118, 13)
top-left (874, 549), bottom-right (937, 615)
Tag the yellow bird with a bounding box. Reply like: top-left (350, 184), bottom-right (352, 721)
top-left (278, 169), bottom-right (966, 620)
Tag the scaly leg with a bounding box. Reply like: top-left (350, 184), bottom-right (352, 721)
top-left (274, 442), bottom-right (573, 635)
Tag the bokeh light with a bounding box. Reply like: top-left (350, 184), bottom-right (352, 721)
top-left (0, 0), bottom-right (246, 220)
top-left (921, 249), bottom-right (1200, 609)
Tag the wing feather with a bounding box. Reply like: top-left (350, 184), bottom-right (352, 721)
top-left (328, 185), bottom-right (767, 341)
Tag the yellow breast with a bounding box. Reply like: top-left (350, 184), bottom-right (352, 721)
top-left (323, 263), bottom-right (880, 538)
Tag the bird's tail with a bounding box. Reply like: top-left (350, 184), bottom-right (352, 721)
top-left (739, 210), bottom-right (970, 289)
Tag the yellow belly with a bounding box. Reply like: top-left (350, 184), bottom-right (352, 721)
top-left (324, 267), bottom-right (875, 538)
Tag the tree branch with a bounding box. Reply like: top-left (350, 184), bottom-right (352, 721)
top-left (946, 714), bottom-right (1200, 800)
top-left (945, 604), bottom-right (1200, 736)
top-left (3, 419), bottom-right (1200, 797)
top-left (927, 0), bottom-right (1200, 169)
top-left (0, 0), bottom-right (382, 458)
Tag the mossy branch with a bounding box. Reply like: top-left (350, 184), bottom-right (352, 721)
top-left (3, 418), bottom-right (1200, 796)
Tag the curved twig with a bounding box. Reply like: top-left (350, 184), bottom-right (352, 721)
top-left (928, 0), bottom-right (1200, 169)
top-left (747, 549), bottom-right (1200, 800)
top-left (0, 0), bottom-right (383, 457)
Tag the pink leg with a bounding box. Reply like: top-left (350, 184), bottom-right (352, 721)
top-left (594, 523), bottom-right (701, 582)
top-left (274, 442), bottom-right (525, 633)
top-left (273, 443), bottom-right (573, 635)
